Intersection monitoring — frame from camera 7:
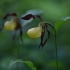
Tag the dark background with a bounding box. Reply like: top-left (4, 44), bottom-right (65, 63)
top-left (0, 0), bottom-right (70, 70)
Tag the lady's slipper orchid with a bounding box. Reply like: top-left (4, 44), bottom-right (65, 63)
top-left (21, 14), bottom-right (54, 48)
top-left (4, 21), bottom-right (16, 31)
top-left (27, 22), bottom-right (50, 48)
top-left (27, 26), bottom-right (42, 38)
top-left (0, 13), bottom-right (23, 42)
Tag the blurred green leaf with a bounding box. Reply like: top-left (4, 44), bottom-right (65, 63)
top-left (9, 59), bottom-right (36, 70)
top-left (55, 17), bottom-right (70, 32)
top-left (24, 61), bottom-right (36, 70)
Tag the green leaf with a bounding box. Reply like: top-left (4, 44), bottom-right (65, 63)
top-left (9, 59), bottom-right (36, 70)
top-left (55, 17), bottom-right (70, 32)
top-left (24, 61), bottom-right (36, 70)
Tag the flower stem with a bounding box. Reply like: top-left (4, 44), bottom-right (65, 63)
top-left (16, 44), bottom-right (20, 70)
top-left (55, 32), bottom-right (58, 70)
top-left (45, 22), bottom-right (58, 70)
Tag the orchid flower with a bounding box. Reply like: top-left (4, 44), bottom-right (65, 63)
top-left (0, 13), bottom-right (23, 42)
top-left (21, 14), bottom-right (54, 48)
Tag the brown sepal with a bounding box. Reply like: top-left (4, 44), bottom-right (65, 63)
top-left (21, 14), bottom-right (36, 20)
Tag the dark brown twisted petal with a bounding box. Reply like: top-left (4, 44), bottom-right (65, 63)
top-left (1, 13), bottom-right (11, 32)
top-left (3, 13), bottom-right (9, 19)
top-left (43, 29), bottom-right (50, 46)
top-left (14, 20), bottom-right (23, 43)
top-left (3, 13), bottom-right (17, 20)
top-left (38, 31), bottom-right (44, 48)
top-left (10, 13), bottom-right (17, 16)
top-left (42, 24), bottom-right (50, 46)
top-left (21, 14), bottom-right (36, 20)
top-left (36, 15), bottom-right (43, 21)
top-left (38, 24), bottom-right (50, 48)
top-left (21, 14), bottom-right (44, 21)
top-left (38, 25), bottom-right (45, 48)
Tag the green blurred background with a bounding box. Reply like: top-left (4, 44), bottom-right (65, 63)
top-left (0, 0), bottom-right (70, 70)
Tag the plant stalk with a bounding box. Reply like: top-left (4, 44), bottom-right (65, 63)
top-left (16, 44), bottom-right (20, 70)
top-left (55, 32), bottom-right (58, 70)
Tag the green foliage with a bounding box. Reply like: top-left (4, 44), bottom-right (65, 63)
top-left (0, 0), bottom-right (70, 70)
top-left (9, 59), bottom-right (36, 70)
top-left (55, 17), bottom-right (70, 32)
top-left (24, 61), bottom-right (36, 70)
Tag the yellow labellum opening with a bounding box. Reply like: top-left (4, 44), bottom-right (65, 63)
top-left (4, 21), bottom-right (16, 31)
top-left (27, 26), bottom-right (42, 38)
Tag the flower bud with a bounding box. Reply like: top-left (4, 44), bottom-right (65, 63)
top-left (27, 26), bottom-right (42, 38)
top-left (4, 21), bottom-right (16, 31)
